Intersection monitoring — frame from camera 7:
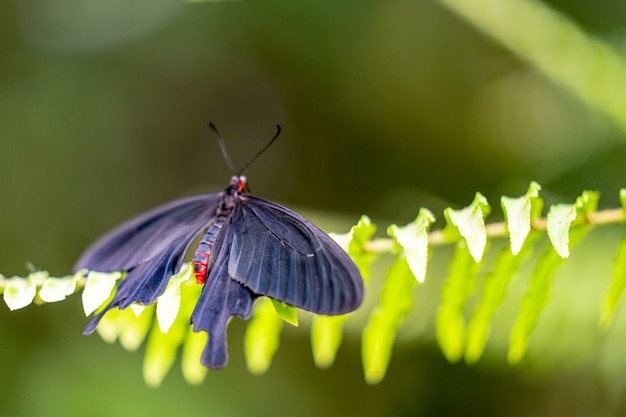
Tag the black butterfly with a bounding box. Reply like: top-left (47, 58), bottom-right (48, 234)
top-left (73, 125), bottom-right (363, 369)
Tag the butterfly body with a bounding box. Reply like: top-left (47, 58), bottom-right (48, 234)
top-left (192, 176), bottom-right (244, 284)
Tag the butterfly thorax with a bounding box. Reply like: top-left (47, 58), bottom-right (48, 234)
top-left (192, 175), bottom-right (247, 284)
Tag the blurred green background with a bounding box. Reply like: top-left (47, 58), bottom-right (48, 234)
top-left (3, 0), bottom-right (626, 415)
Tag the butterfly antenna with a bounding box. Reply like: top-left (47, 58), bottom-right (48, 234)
top-left (209, 123), bottom-right (237, 175)
top-left (237, 125), bottom-right (281, 175)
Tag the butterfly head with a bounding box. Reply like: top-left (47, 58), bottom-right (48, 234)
top-left (229, 175), bottom-right (247, 194)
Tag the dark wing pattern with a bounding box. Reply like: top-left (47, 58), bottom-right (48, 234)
top-left (226, 195), bottom-right (363, 315)
top-left (190, 240), bottom-right (257, 369)
top-left (73, 194), bottom-right (221, 272)
top-left (74, 194), bottom-right (221, 334)
top-left (75, 189), bottom-right (363, 368)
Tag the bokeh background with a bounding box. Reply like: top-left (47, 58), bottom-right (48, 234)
top-left (2, 0), bottom-right (626, 416)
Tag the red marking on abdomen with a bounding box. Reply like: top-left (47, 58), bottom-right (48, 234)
top-left (193, 251), bottom-right (210, 284)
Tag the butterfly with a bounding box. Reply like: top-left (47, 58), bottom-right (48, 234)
top-left (73, 124), bottom-right (364, 369)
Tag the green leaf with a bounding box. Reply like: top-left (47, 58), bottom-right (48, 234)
top-left (181, 328), bottom-right (208, 385)
top-left (546, 204), bottom-right (577, 258)
top-left (143, 304), bottom-right (188, 388)
top-left (575, 190), bottom-right (600, 216)
top-left (620, 189), bottom-right (626, 220)
top-left (331, 214), bottom-right (377, 283)
top-left (39, 273), bottom-right (80, 303)
top-left (508, 225), bottom-right (589, 364)
top-left (388, 208), bottom-right (435, 283)
top-left (95, 308), bottom-right (123, 343)
top-left (362, 256), bottom-right (415, 384)
top-left (156, 264), bottom-right (193, 333)
top-left (3, 275), bottom-right (37, 311)
top-left (130, 303), bottom-right (146, 317)
top-left (465, 231), bottom-right (541, 364)
top-left (546, 191), bottom-right (599, 259)
top-left (600, 236), bottom-right (626, 329)
top-left (179, 274), bottom-right (206, 384)
top-left (244, 298), bottom-right (283, 375)
top-left (444, 193), bottom-right (491, 262)
top-left (502, 181), bottom-right (543, 255)
top-left (141, 270), bottom-right (204, 388)
top-left (311, 314), bottom-right (349, 368)
top-left (82, 271), bottom-right (122, 316)
top-left (120, 305), bottom-right (154, 351)
top-left (270, 299), bottom-right (298, 327)
top-left (435, 241), bottom-right (481, 363)
top-left (96, 304), bottom-right (154, 351)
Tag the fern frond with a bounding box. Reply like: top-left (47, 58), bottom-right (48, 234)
top-left (4, 184), bottom-right (626, 386)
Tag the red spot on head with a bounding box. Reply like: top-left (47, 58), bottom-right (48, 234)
top-left (235, 175), bottom-right (247, 193)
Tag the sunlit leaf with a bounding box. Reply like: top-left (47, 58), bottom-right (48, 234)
top-left (546, 204), bottom-right (577, 258)
top-left (156, 264), bottom-right (193, 333)
top-left (362, 256), bottom-right (415, 384)
top-left (39, 273), bottom-right (80, 303)
top-left (96, 308), bottom-right (123, 343)
top-left (270, 299), bottom-right (298, 327)
top-left (181, 328), bottom-right (208, 385)
top-left (119, 305), bottom-right (154, 352)
top-left (465, 231), bottom-right (540, 363)
top-left (508, 226), bottom-right (589, 364)
top-left (620, 189), bottom-right (626, 220)
top-left (141, 270), bottom-right (203, 387)
top-left (130, 303), bottom-right (146, 317)
top-left (575, 190), bottom-right (600, 216)
top-left (436, 241), bottom-right (481, 363)
top-left (502, 181), bottom-right (542, 255)
top-left (329, 229), bottom-right (353, 252)
top-left (244, 298), bottom-right (283, 375)
top-left (143, 306), bottom-right (188, 388)
top-left (444, 193), bottom-right (491, 262)
top-left (3, 275), bottom-right (37, 311)
top-left (331, 214), bottom-right (378, 282)
top-left (179, 275), bottom-right (206, 384)
top-left (600, 236), bottom-right (626, 329)
top-left (96, 304), bottom-right (154, 351)
top-left (388, 208), bottom-right (435, 283)
top-left (546, 191), bottom-right (598, 259)
top-left (82, 271), bottom-right (122, 316)
top-left (311, 314), bottom-right (349, 368)
top-left (26, 271), bottom-right (50, 305)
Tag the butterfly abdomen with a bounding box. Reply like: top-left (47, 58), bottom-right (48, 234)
top-left (192, 218), bottom-right (227, 284)
top-left (192, 186), bottom-right (240, 285)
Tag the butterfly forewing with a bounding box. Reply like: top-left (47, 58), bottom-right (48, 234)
top-left (74, 194), bottom-right (222, 273)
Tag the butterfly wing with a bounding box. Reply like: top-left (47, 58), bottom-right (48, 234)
top-left (75, 193), bottom-right (222, 333)
top-left (225, 195), bottom-right (363, 315)
top-left (73, 193), bottom-right (222, 273)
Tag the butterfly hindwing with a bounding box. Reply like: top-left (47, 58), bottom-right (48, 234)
top-left (226, 195), bottom-right (363, 315)
top-left (191, 240), bottom-right (257, 368)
